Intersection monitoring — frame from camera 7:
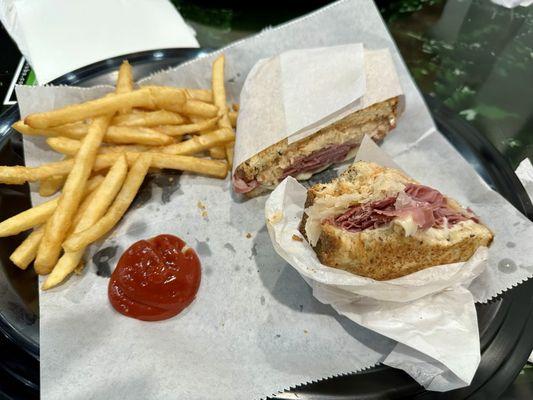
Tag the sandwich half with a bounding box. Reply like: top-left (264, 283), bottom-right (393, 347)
top-left (300, 161), bottom-right (493, 280)
top-left (233, 97), bottom-right (401, 197)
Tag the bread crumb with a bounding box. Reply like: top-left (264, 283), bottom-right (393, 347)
top-left (304, 330), bottom-right (308, 334)
top-left (246, 233), bottom-right (252, 239)
top-left (292, 234), bottom-right (303, 242)
top-left (201, 210), bottom-right (208, 218)
top-left (181, 245), bottom-right (190, 254)
top-left (197, 201), bottom-right (206, 210)
top-left (267, 210), bottom-right (283, 225)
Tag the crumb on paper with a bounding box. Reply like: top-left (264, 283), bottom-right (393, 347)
top-left (267, 210), bottom-right (283, 225)
top-left (74, 261), bottom-right (85, 275)
top-left (304, 330), bottom-right (308, 334)
top-left (292, 234), bottom-right (303, 242)
top-left (197, 201), bottom-right (206, 210)
top-left (201, 210), bottom-right (208, 218)
top-left (246, 233), bottom-right (252, 239)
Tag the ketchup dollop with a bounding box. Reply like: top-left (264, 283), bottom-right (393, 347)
top-left (108, 234), bottom-right (201, 321)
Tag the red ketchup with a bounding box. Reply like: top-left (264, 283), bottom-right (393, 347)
top-left (108, 234), bottom-right (201, 321)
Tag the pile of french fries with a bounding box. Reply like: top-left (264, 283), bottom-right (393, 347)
top-left (0, 55), bottom-right (236, 290)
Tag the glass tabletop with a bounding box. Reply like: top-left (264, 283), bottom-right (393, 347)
top-left (172, 0), bottom-right (533, 169)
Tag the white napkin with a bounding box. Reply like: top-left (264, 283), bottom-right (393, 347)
top-left (0, 0), bottom-right (198, 84)
top-left (491, 0), bottom-right (533, 7)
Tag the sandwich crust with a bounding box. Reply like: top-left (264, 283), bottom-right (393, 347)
top-left (315, 221), bottom-right (492, 280)
top-left (300, 161), bottom-right (494, 280)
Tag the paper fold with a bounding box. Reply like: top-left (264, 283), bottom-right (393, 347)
top-left (233, 45), bottom-right (403, 172)
top-left (265, 159), bottom-right (487, 389)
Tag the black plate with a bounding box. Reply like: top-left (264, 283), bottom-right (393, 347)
top-left (0, 49), bottom-right (532, 400)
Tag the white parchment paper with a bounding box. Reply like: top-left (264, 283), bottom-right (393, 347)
top-left (13, 0), bottom-right (533, 398)
top-left (265, 137), bottom-right (489, 390)
top-left (233, 46), bottom-right (403, 170)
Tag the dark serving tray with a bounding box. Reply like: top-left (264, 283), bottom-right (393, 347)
top-left (0, 49), bottom-right (532, 400)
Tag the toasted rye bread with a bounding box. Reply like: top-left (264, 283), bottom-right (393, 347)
top-left (300, 161), bottom-right (494, 280)
top-left (235, 97), bottom-right (401, 198)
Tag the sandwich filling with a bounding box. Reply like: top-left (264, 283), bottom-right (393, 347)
top-left (233, 141), bottom-right (357, 193)
top-left (329, 184), bottom-right (478, 234)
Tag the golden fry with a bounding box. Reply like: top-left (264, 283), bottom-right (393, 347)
top-left (212, 54), bottom-right (234, 167)
top-left (63, 154), bottom-right (152, 252)
top-left (24, 88), bottom-right (186, 129)
top-left (111, 110), bottom-right (184, 127)
top-left (149, 153), bottom-right (227, 178)
top-left (229, 110), bottom-right (238, 128)
top-left (0, 176), bottom-right (103, 237)
top-left (25, 89), bottom-right (151, 128)
top-left (225, 142), bottom-right (234, 167)
top-left (0, 159), bottom-right (74, 184)
top-left (158, 128), bottom-right (234, 156)
top-left (0, 149), bottom-right (229, 183)
top-left (180, 100), bottom-right (219, 118)
top-left (52, 122), bottom-right (89, 138)
top-left (47, 137), bottom-right (149, 156)
top-left (34, 116), bottom-right (111, 274)
top-left (106, 126), bottom-right (173, 145)
top-left (153, 117), bottom-right (219, 137)
top-left (43, 156), bottom-right (128, 290)
top-left (142, 85), bottom-right (213, 103)
top-left (15, 118), bottom-right (173, 146)
top-left (9, 227), bottom-right (44, 270)
top-left (39, 174), bottom-right (66, 197)
top-left (185, 89), bottom-right (213, 103)
top-left (116, 60), bottom-right (134, 95)
top-left (12, 120), bottom-right (87, 139)
top-left (209, 146), bottom-right (227, 159)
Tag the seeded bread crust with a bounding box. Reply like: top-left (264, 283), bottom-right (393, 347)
top-left (236, 98), bottom-right (400, 198)
top-left (300, 161), bottom-right (494, 281)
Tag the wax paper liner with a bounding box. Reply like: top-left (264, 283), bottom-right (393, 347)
top-left (265, 137), bottom-right (488, 390)
top-left (13, 0), bottom-right (533, 397)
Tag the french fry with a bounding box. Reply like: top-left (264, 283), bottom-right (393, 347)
top-left (39, 174), bottom-right (66, 197)
top-left (164, 100), bottom-right (218, 118)
top-left (229, 110), bottom-right (238, 128)
top-left (149, 153), bottom-right (227, 178)
top-left (209, 146), bottom-right (227, 159)
top-left (225, 143), bottom-right (234, 167)
top-left (116, 61), bottom-right (134, 95)
top-left (185, 89), bottom-right (213, 103)
top-left (0, 150), bottom-right (229, 183)
top-left (9, 226), bottom-right (44, 270)
top-left (142, 85), bottom-right (213, 103)
top-left (158, 128), bottom-right (234, 156)
top-left (15, 118), bottom-right (173, 146)
top-left (25, 89), bottom-right (151, 128)
top-left (116, 60), bottom-right (134, 114)
top-left (153, 117), bottom-right (219, 137)
top-left (47, 137), bottom-right (149, 156)
top-left (63, 154), bottom-right (152, 252)
top-left (0, 160), bottom-right (75, 184)
top-left (24, 88), bottom-right (186, 129)
top-left (212, 54), bottom-right (234, 167)
top-left (34, 115), bottom-right (111, 274)
top-left (0, 176), bottom-right (103, 237)
top-left (43, 156), bottom-right (128, 290)
top-left (12, 120), bottom-right (87, 139)
top-left (105, 126), bottom-right (173, 145)
top-left (111, 110), bottom-right (184, 127)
